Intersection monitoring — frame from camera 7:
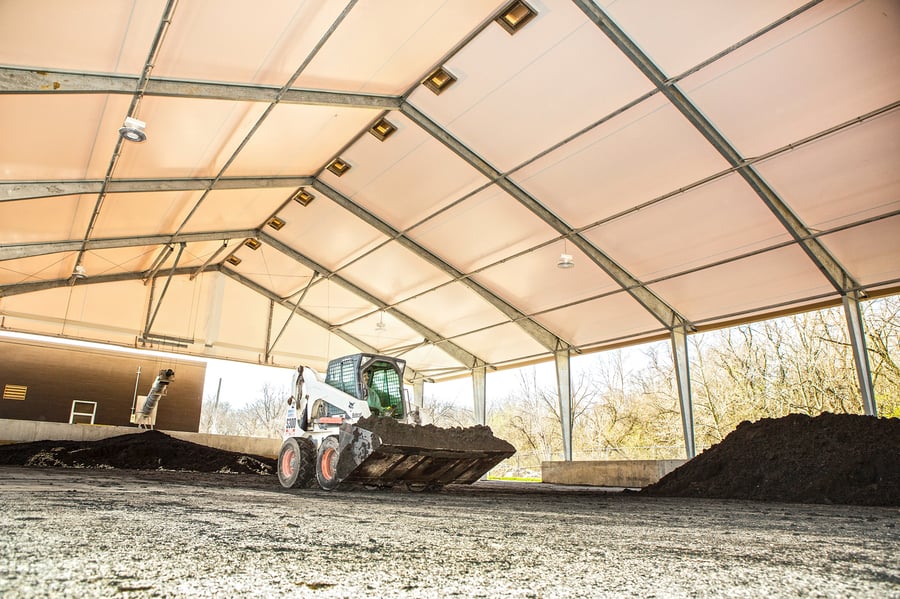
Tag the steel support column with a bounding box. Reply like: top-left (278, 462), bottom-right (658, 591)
top-left (473, 365), bottom-right (487, 426)
top-left (843, 291), bottom-right (877, 416)
top-left (671, 325), bottom-right (696, 458)
top-left (412, 379), bottom-right (425, 411)
top-left (555, 349), bottom-right (574, 462)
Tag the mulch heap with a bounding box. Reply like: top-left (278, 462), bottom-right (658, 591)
top-left (354, 416), bottom-right (515, 453)
top-left (642, 412), bottom-right (899, 506)
top-left (0, 430), bottom-right (276, 475)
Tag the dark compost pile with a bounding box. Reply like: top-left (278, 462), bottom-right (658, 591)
top-left (0, 430), bottom-right (276, 475)
top-left (642, 412), bottom-right (899, 506)
top-left (355, 416), bottom-right (515, 452)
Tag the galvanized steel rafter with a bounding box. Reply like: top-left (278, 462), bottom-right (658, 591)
top-left (0, 229), bottom-right (256, 262)
top-left (0, 66), bottom-right (401, 109)
top-left (256, 231), bottom-right (486, 370)
top-left (400, 103), bottom-right (688, 331)
top-left (572, 0), bottom-right (858, 294)
top-left (312, 179), bottom-right (565, 352)
top-left (0, 176), bottom-right (314, 203)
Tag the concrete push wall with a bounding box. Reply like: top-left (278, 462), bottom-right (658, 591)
top-left (0, 419), bottom-right (281, 459)
top-left (0, 337), bottom-right (205, 432)
top-left (542, 459), bottom-right (687, 488)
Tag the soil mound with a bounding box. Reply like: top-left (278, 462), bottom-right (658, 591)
top-left (0, 430), bottom-right (276, 475)
top-left (642, 413), bottom-right (899, 506)
top-left (355, 416), bottom-right (515, 453)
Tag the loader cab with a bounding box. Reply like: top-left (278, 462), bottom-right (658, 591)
top-left (324, 353), bottom-right (406, 419)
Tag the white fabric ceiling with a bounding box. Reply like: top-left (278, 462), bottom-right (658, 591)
top-left (1, 0), bottom-right (898, 382)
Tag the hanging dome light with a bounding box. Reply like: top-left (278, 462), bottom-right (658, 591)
top-left (119, 117), bottom-right (147, 143)
top-left (72, 265), bottom-right (87, 279)
top-left (557, 253), bottom-right (574, 269)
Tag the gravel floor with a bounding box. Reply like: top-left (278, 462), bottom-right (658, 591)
top-left (1, 467), bottom-right (898, 598)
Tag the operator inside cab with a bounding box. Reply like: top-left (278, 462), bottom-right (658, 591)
top-left (363, 366), bottom-right (404, 418)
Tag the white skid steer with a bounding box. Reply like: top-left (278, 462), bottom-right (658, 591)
top-left (277, 353), bottom-right (514, 491)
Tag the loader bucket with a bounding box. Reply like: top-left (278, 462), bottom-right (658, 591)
top-left (332, 418), bottom-right (515, 489)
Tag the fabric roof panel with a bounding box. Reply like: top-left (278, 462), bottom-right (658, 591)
top-left (339, 311), bottom-right (424, 357)
top-left (818, 216), bottom-right (900, 287)
top-left (514, 96), bottom-right (731, 228)
top-left (0, 195), bottom-right (94, 244)
top-left (602, 0), bottom-right (812, 77)
top-left (393, 282), bottom-right (508, 339)
top-left (90, 191), bottom-right (203, 239)
top-left (452, 322), bottom-right (549, 366)
top-left (755, 109), bottom-right (900, 231)
top-left (327, 113), bottom-right (490, 231)
top-left (0, 0), bottom-right (164, 74)
top-left (113, 97), bottom-right (269, 179)
top-left (407, 186), bottom-right (557, 273)
top-left (152, 0), bottom-right (342, 86)
top-left (337, 241), bottom-right (454, 305)
top-left (223, 244), bottom-right (316, 299)
top-left (177, 187), bottom-right (290, 234)
top-left (296, 0), bottom-right (507, 95)
top-left (0, 253), bottom-right (77, 286)
top-left (410, 0), bottom-right (655, 171)
top-left (0, 94), bottom-right (131, 180)
top-left (224, 103), bottom-right (379, 177)
top-left (682, 0), bottom-right (900, 157)
top-left (583, 173), bottom-right (792, 282)
top-left (268, 198), bottom-right (388, 273)
top-left (534, 291), bottom-right (664, 348)
top-left (472, 243), bottom-right (620, 315)
top-left (300, 279), bottom-right (376, 325)
top-left (648, 245), bottom-right (835, 323)
top-left (392, 344), bottom-right (464, 378)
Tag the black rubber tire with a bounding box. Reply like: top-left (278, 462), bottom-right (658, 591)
top-left (277, 437), bottom-right (315, 489)
top-left (315, 436), bottom-right (341, 491)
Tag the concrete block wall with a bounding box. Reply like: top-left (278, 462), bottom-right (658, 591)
top-left (542, 459), bottom-right (687, 488)
top-left (0, 418), bottom-right (281, 459)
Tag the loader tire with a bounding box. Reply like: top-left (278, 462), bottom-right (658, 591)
top-left (278, 437), bottom-right (315, 489)
top-left (316, 436), bottom-right (341, 491)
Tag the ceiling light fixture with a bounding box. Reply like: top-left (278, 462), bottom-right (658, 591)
top-left (496, 0), bottom-right (537, 34)
top-left (267, 216), bottom-right (286, 231)
top-left (118, 116), bottom-right (147, 143)
top-left (225, 255), bottom-right (242, 266)
top-left (326, 158), bottom-right (351, 177)
top-left (375, 312), bottom-right (387, 331)
top-left (291, 188), bottom-right (315, 206)
top-left (422, 66), bottom-right (457, 95)
top-left (369, 117), bottom-right (397, 141)
top-left (72, 264), bottom-right (87, 279)
top-left (244, 238), bottom-right (262, 250)
top-left (558, 239), bottom-right (574, 269)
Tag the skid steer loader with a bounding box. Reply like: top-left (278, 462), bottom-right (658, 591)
top-left (277, 353), bottom-right (515, 491)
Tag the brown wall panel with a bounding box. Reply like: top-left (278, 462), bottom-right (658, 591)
top-left (0, 338), bottom-right (205, 432)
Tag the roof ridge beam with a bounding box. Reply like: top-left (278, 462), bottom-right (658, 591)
top-left (0, 66), bottom-right (402, 109)
top-left (572, 0), bottom-right (857, 293)
top-left (256, 231), bottom-right (487, 369)
top-left (312, 179), bottom-right (566, 351)
top-left (400, 102), bottom-right (686, 330)
top-left (0, 229), bottom-right (256, 261)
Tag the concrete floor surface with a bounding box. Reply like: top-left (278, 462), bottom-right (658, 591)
top-left (0, 467), bottom-right (897, 598)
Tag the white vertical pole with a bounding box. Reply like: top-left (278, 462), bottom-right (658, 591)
top-left (671, 325), bottom-right (695, 458)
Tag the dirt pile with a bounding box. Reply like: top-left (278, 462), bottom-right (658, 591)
top-left (0, 430), bottom-right (276, 475)
top-left (643, 413), bottom-right (899, 506)
top-left (355, 416), bottom-right (516, 452)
